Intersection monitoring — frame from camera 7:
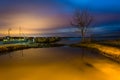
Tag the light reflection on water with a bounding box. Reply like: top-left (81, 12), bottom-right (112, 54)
top-left (0, 47), bottom-right (120, 80)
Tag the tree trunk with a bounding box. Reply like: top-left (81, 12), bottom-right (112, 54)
top-left (81, 30), bottom-right (85, 43)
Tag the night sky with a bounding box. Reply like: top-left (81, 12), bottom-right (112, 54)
top-left (0, 0), bottom-right (120, 36)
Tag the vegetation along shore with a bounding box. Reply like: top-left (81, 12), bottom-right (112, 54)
top-left (71, 40), bottom-right (120, 62)
top-left (0, 37), bottom-right (63, 53)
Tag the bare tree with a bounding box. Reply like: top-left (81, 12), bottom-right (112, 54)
top-left (71, 10), bottom-right (93, 42)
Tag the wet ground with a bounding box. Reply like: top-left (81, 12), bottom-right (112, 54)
top-left (0, 47), bottom-right (120, 80)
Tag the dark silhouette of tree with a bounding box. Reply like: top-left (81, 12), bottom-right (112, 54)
top-left (71, 10), bottom-right (93, 42)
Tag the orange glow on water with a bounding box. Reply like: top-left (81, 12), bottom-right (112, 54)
top-left (0, 48), bottom-right (120, 80)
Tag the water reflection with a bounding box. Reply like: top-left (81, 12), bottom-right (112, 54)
top-left (0, 47), bottom-right (120, 80)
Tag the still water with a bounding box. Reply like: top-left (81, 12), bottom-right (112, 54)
top-left (0, 47), bottom-right (120, 80)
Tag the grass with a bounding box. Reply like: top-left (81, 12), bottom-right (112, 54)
top-left (71, 41), bottom-right (120, 62)
top-left (0, 37), bottom-right (63, 53)
top-left (97, 40), bottom-right (120, 48)
top-left (0, 43), bottom-right (65, 54)
top-left (0, 44), bottom-right (30, 53)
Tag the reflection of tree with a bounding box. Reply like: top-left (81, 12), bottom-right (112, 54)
top-left (9, 52), bottom-right (12, 58)
top-left (21, 50), bottom-right (24, 57)
top-left (8, 50), bottom-right (24, 58)
top-left (81, 48), bottom-right (85, 61)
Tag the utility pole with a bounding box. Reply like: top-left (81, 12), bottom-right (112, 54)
top-left (8, 28), bottom-right (12, 37)
top-left (7, 28), bottom-right (12, 40)
top-left (19, 26), bottom-right (21, 37)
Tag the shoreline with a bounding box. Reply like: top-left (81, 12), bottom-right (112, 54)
top-left (0, 44), bottom-right (30, 53)
top-left (0, 43), bottom-right (65, 54)
top-left (70, 43), bottom-right (120, 63)
top-left (1, 38), bottom-right (120, 63)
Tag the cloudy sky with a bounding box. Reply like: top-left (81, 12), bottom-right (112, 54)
top-left (0, 0), bottom-right (120, 36)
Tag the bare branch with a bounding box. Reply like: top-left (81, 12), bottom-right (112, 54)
top-left (71, 9), bottom-right (93, 42)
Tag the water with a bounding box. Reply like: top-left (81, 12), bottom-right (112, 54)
top-left (0, 47), bottom-right (120, 80)
top-left (58, 37), bottom-right (81, 44)
top-left (0, 41), bottom-right (3, 45)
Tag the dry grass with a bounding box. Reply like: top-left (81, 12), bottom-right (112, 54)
top-left (0, 44), bottom-right (29, 53)
top-left (97, 40), bottom-right (120, 48)
top-left (72, 43), bottom-right (120, 62)
top-left (81, 44), bottom-right (120, 55)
